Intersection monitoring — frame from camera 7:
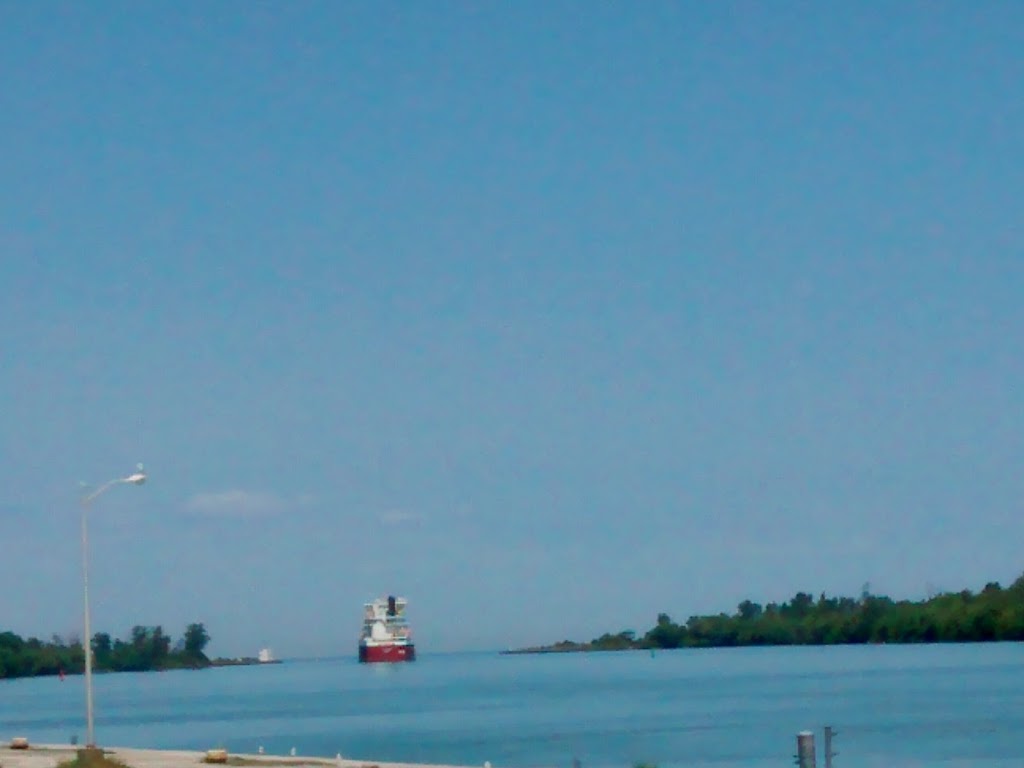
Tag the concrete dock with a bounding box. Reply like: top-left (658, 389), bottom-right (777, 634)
top-left (2, 745), bottom-right (480, 768)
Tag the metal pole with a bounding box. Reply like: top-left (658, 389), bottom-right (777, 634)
top-left (79, 478), bottom-right (120, 749)
top-left (81, 499), bottom-right (95, 748)
top-left (824, 726), bottom-right (837, 768)
top-left (796, 731), bottom-right (816, 768)
top-left (77, 467), bottom-right (146, 749)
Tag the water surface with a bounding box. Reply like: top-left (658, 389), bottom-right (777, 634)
top-left (2, 644), bottom-right (1022, 768)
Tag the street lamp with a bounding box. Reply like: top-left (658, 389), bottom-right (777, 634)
top-left (80, 463), bottom-right (147, 748)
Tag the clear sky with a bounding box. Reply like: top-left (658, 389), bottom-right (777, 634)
top-left (1, 2), bottom-right (1022, 658)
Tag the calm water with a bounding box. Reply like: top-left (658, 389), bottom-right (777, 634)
top-left (2, 644), bottom-right (1023, 768)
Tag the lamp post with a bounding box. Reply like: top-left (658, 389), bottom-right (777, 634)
top-left (80, 464), bottom-right (147, 748)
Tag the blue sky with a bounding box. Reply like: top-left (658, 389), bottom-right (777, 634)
top-left (1, 2), bottom-right (1022, 657)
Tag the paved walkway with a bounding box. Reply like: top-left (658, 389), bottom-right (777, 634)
top-left (2, 745), bottom-right (480, 768)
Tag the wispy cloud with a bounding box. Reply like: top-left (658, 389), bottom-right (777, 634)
top-left (379, 509), bottom-right (422, 526)
top-left (184, 490), bottom-right (312, 519)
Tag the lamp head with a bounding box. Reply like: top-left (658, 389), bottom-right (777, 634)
top-left (124, 463), bottom-right (147, 485)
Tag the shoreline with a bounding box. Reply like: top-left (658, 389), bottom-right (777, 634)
top-left (501, 638), bottom-right (1024, 655)
top-left (3, 745), bottom-right (481, 768)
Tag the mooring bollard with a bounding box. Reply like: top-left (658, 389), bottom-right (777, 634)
top-left (796, 730), bottom-right (816, 768)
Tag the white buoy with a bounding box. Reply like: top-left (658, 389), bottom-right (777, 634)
top-left (291, 748), bottom-right (297, 757)
top-left (258, 747), bottom-right (264, 755)
top-left (484, 762), bottom-right (491, 768)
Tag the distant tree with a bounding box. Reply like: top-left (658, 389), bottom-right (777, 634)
top-left (183, 623), bottom-right (211, 661)
top-left (92, 633), bottom-right (113, 667)
top-left (644, 614), bottom-right (682, 649)
top-left (783, 592), bottom-right (815, 619)
top-left (131, 625), bottom-right (148, 650)
top-left (590, 632), bottom-right (635, 651)
top-left (736, 600), bottom-right (763, 621)
top-left (150, 626), bottom-right (171, 663)
top-left (605, 570), bottom-right (1024, 653)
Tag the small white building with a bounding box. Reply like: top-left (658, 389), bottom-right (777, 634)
top-left (258, 647), bottom-right (274, 663)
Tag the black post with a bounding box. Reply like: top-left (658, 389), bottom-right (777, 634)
top-left (824, 726), bottom-right (837, 768)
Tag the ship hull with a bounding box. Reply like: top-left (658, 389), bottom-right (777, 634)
top-left (359, 643), bottom-right (416, 663)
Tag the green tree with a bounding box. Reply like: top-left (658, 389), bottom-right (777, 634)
top-left (644, 613), bottom-right (683, 649)
top-left (92, 633), bottom-right (113, 667)
top-left (183, 623), bottom-right (211, 661)
top-left (737, 600), bottom-right (763, 621)
top-left (0, 622), bottom-right (212, 680)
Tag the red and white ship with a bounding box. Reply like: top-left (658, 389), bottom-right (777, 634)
top-left (359, 595), bottom-right (416, 663)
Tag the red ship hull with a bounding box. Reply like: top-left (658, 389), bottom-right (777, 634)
top-left (359, 643), bottom-right (416, 663)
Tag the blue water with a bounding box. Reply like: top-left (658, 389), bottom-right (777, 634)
top-left (2, 644), bottom-right (1024, 768)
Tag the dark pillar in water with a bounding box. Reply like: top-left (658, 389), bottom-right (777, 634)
top-left (796, 731), bottom-right (816, 768)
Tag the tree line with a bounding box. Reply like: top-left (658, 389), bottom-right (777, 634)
top-left (517, 573), bottom-right (1024, 654)
top-left (0, 623), bottom-right (211, 679)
